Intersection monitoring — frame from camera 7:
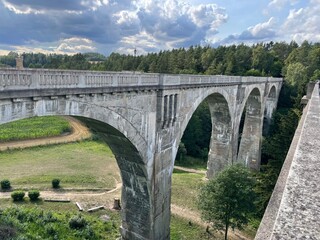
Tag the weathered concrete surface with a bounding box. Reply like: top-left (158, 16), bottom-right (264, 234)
top-left (0, 69), bottom-right (282, 240)
top-left (206, 93), bottom-right (232, 178)
top-left (263, 86), bottom-right (278, 135)
top-left (255, 82), bottom-right (320, 240)
top-left (237, 88), bottom-right (263, 169)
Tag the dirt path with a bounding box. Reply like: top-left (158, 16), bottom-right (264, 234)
top-left (0, 117), bottom-right (252, 239)
top-left (171, 168), bottom-right (252, 239)
top-left (171, 204), bottom-right (252, 240)
top-left (0, 177), bottom-right (123, 210)
top-left (0, 116), bottom-right (91, 151)
top-left (174, 165), bottom-right (207, 174)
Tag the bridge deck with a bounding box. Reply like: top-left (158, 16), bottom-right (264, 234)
top-left (256, 83), bottom-right (320, 239)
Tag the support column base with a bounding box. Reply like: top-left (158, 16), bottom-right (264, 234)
top-left (120, 226), bottom-right (150, 240)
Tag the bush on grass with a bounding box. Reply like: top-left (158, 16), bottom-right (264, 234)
top-left (0, 179), bottom-right (11, 190)
top-left (69, 215), bottom-right (88, 229)
top-left (52, 179), bottom-right (60, 189)
top-left (28, 190), bottom-right (40, 201)
top-left (11, 191), bottom-right (25, 201)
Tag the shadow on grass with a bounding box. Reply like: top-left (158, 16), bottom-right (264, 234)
top-left (173, 169), bottom-right (190, 174)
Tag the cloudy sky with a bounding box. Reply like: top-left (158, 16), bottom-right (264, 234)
top-left (0, 0), bottom-right (319, 56)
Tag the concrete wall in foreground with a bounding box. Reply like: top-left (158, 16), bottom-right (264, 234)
top-left (255, 82), bottom-right (320, 239)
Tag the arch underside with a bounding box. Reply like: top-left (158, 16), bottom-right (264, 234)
top-left (206, 93), bottom-right (233, 178)
top-left (0, 98), bottom-right (153, 240)
top-left (176, 83), bottom-right (279, 176)
top-left (77, 118), bottom-right (151, 239)
top-left (174, 88), bottom-right (234, 179)
top-left (263, 85), bottom-right (278, 135)
top-left (237, 88), bottom-right (263, 169)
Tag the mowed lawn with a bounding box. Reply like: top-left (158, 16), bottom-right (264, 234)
top-left (0, 141), bottom-right (120, 190)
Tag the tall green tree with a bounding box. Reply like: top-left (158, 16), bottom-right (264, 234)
top-left (198, 165), bottom-right (256, 240)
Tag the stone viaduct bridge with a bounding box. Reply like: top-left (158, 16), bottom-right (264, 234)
top-left (0, 68), bottom-right (282, 239)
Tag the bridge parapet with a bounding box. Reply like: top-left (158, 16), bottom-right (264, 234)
top-left (0, 68), bottom-right (282, 94)
top-left (0, 68), bottom-right (161, 91)
top-left (256, 82), bottom-right (320, 239)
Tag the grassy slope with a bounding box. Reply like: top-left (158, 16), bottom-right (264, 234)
top-left (171, 168), bottom-right (205, 211)
top-left (0, 198), bottom-right (219, 240)
top-left (0, 116), bottom-right (254, 239)
top-left (0, 116), bottom-right (71, 142)
top-left (0, 141), bottom-right (120, 190)
top-left (0, 199), bottom-right (121, 240)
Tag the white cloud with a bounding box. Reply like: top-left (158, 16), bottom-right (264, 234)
top-left (56, 38), bottom-right (96, 53)
top-left (215, 17), bottom-right (277, 46)
top-left (114, 10), bottom-right (138, 25)
top-left (188, 4), bottom-right (227, 28)
top-left (10, 45), bottom-right (66, 55)
top-left (2, 0), bottom-right (42, 14)
top-left (2, 0), bottom-right (85, 14)
top-left (0, 0), bottom-right (230, 54)
top-left (0, 49), bottom-right (10, 55)
top-left (62, 37), bottom-right (93, 44)
top-left (0, 37), bottom-right (97, 55)
top-left (281, 2), bottom-right (320, 43)
top-left (0, 0), bottom-right (228, 55)
top-left (118, 31), bottom-right (160, 54)
top-left (268, 0), bottom-right (299, 10)
top-left (136, 0), bottom-right (227, 47)
top-left (248, 17), bottom-right (276, 38)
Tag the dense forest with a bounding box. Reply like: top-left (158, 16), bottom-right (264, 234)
top-left (1, 40), bottom-right (320, 218)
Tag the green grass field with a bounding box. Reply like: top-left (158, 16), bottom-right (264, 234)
top-left (175, 155), bottom-right (207, 171)
top-left (0, 116), bottom-right (71, 142)
top-left (171, 168), bottom-right (205, 211)
top-left (0, 141), bottom-right (120, 190)
top-left (0, 199), bottom-right (121, 240)
top-left (0, 141), bottom-right (256, 239)
top-left (0, 116), bottom-right (255, 239)
top-left (0, 198), bottom-right (222, 240)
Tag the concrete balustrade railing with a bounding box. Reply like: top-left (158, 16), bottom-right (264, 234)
top-left (0, 68), bottom-right (282, 92)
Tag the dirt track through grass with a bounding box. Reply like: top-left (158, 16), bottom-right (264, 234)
top-left (0, 117), bottom-right (254, 239)
top-left (0, 116), bottom-right (91, 151)
top-left (0, 141), bottom-right (120, 190)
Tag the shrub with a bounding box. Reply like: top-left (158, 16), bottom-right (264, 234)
top-left (69, 215), bottom-right (88, 229)
top-left (28, 190), bottom-right (40, 201)
top-left (51, 179), bottom-right (60, 189)
top-left (45, 223), bottom-right (57, 235)
top-left (0, 179), bottom-right (11, 190)
top-left (11, 191), bottom-right (25, 201)
top-left (0, 224), bottom-right (17, 240)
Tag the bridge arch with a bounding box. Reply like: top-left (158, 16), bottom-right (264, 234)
top-left (177, 88), bottom-right (234, 145)
top-left (237, 87), bottom-right (263, 169)
top-left (0, 97), bottom-right (154, 240)
top-left (206, 93), bottom-right (233, 177)
top-left (263, 85), bottom-right (278, 135)
top-left (173, 88), bottom-right (235, 178)
top-left (268, 85), bottom-right (277, 98)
